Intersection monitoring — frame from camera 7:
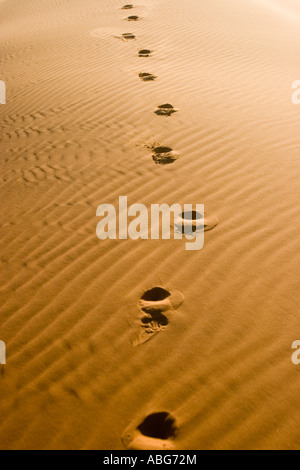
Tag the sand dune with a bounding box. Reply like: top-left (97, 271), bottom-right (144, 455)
top-left (1, 0), bottom-right (300, 450)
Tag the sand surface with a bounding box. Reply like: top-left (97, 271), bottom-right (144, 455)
top-left (1, 0), bottom-right (300, 450)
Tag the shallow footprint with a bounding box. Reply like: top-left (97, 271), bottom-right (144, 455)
top-left (139, 72), bottom-right (157, 82)
top-left (152, 146), bottom-right (179, 165)
top-left (139, 309), bottom-right (169, 342)
top-left (155, 104), bottom-right (178, 116)
top-left (139, 49), bottom-right (152, 57)
top-left (122, 4), bottom-right (134, 9)
top-left (122, 412), bottom-right (178, 450)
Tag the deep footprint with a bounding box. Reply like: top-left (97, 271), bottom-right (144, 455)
top-left (152, 147), bottom-right (179, 165)
top-left (139, 72), bottom-right (157, 82)
top-left (140, 289), bottom-right (170, 330)
top-left (140, 286), bottom-right (183, 312)
top-left (122, 33), bottom-right (136, 40)
top-left (141, 287), bottom-right (171, 302)
top-left (127, 15), bottom-right (139, 20)
top-left (138, 413), bottom-right (178, 440)
top-left (122, 4), bottom-right (133, 9)
top-left (139, 49), bottom-right (152, 57)
top-left (174, 210), bottom-right (219, 234)
top-left (155, 104), bottom-right (178, 116)
top-left (122, 412), bottom-right (178, 450)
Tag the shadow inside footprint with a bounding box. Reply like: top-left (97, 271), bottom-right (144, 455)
top-left (140, 286), bottom-right (183, 312)
top-left (141, 287), bottom-right (171, 301)
top-left (177, 211), bottom-right (205, 234)
top-left (141, 309), bottom-right (169, 332)
top-left (181, 210), bottom-right (203, 220)
top-left (174, 210), bottom-right (218, 235)
top-left (152, 147), bottom-right (179, 165)
top-left (122, 412), bottom-right (178, 450)
top-left (122, 4), bottom-right (133, 9)
top-left (137, 308), bottom-right (169, 344)
top-left (139, 72), bottom-right (156, 82)
top-left (155, 104), bottom-right (177, 116)
top-left (122, 33), bottom-right (136, 40)
top-left (139, 49), bottom-right (152, 57)
top-left (128, 15), bottom-right (139, 20)
top-left (142, 311), bottom-right (168, 326)
top-left (138, 413), bottom-right (178, 440)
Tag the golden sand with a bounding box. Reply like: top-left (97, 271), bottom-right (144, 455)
top-left (1, 0), bottom-right (300, 450)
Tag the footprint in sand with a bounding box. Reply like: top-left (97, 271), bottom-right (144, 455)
top-left (122, 4), bottom-right (134, 9)
top-left (155, 104), bottom-right (178, 116)
top-left (122, 412), bottom-right (178, 450)
top-left (139, 72), bottom-right (157, 82)
top-left (139, 49), bottom-right (152, 57)
top-left (151, 146), bottom-right (179, 165)
top-left (127, 15), bottom-right (139, 21)
top-left (173, 210), bottom-right (219, 235)
top-left (114, 32), bottom-right (136, 41)
top-left (133, 287), bottom-right (184, 346)
top-left (122, 32), bottom-right (136, 41)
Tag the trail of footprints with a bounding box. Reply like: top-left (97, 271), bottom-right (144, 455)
top-left (115, 3), bottom-right (218, 449)
top-left (119, 3), bottom-right (177, 163)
